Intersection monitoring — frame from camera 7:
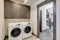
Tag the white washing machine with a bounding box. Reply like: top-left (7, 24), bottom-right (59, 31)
top-left (8, 23), bottom-right (23, 40)
top-left (22, 22), bottom-right (32, 39)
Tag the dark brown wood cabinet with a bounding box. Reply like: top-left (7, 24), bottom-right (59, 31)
top-left (4, 1), bottom-right (30, 19)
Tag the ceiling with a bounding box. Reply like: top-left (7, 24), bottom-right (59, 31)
top-left (10, 0), bottom-right (40, 6)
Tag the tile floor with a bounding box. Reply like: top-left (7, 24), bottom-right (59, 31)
top-left (24, 36), bottom-right (40, 40)
top-left (40, 28), bottom-right (53, 40)
top-left (6, 35), bottom-right (40, 40)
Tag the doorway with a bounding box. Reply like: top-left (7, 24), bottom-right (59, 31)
top-left (39, 2), bottom-right (53, 40)
top-left (37, 0), bottom-right (56, 40)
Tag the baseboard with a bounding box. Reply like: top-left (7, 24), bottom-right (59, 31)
top-left (4, 35), bottom-right (8, 40)
top-left (32, 33), bottom-right (38, 37)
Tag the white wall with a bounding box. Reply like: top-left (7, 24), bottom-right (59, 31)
top-left (0, 0), bottom-right (5, 40)
top-left (56, 0), bottom-right (60, 40)
top-left (31, 5), bottom-right (37, 35)
top-left (30, 0), bottom-right (45, 35)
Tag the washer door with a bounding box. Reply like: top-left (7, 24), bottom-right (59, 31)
top-left (11, 28), bottom-right (21, 37)
top-left (24, 26), bottom-right (31, 33)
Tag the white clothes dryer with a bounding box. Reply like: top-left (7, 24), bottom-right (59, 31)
top-left (22, 22), bottom-right (32, 39)
top-left (8, 23), bottom-right (23, 40)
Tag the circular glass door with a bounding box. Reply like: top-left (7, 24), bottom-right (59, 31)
top-left (11, 28), bottom-right (21, 37)
top-left (24, 26), bottom-right (31, 33)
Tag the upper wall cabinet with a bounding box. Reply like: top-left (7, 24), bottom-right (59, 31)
top-left (4, 1), bottom-right (30, 19)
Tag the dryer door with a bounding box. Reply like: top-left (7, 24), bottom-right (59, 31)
top-left (11, 28), bottom-right (21, 37)
top-left (24, 26), bottom-right (31, 33)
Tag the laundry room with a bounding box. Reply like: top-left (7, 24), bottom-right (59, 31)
top-left (4, 0), bottom-right (39, 40)
top-left (4, 0), bottom-right (30, 36)
top-left (0, 0), bottom-right (57, 40)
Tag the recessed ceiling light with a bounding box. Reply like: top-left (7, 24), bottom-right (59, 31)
top-left (23, 0), bottom-right (28, 4)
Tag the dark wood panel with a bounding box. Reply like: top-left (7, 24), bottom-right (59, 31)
top-left (37, 0), bottom-right (53, 7)
top-left (4, 1), bottom-right (30, 19)
top-left (40, 10), bottom-right (42, 32)
top-left (53, 0), bottom-right (56, 40)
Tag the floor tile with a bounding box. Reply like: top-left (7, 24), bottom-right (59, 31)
top-left (24, 36), bottom-right (40, 40)
top-left (40, 28), bottom-right (53, 40)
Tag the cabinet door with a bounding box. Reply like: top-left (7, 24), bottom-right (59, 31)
top-left (4, 1), bottom-right (30, 19)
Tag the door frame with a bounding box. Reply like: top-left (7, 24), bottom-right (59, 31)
top-left (39, 10), bottom-right (42, 32)
top-left (37, 0), bottom-right (56, 40)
